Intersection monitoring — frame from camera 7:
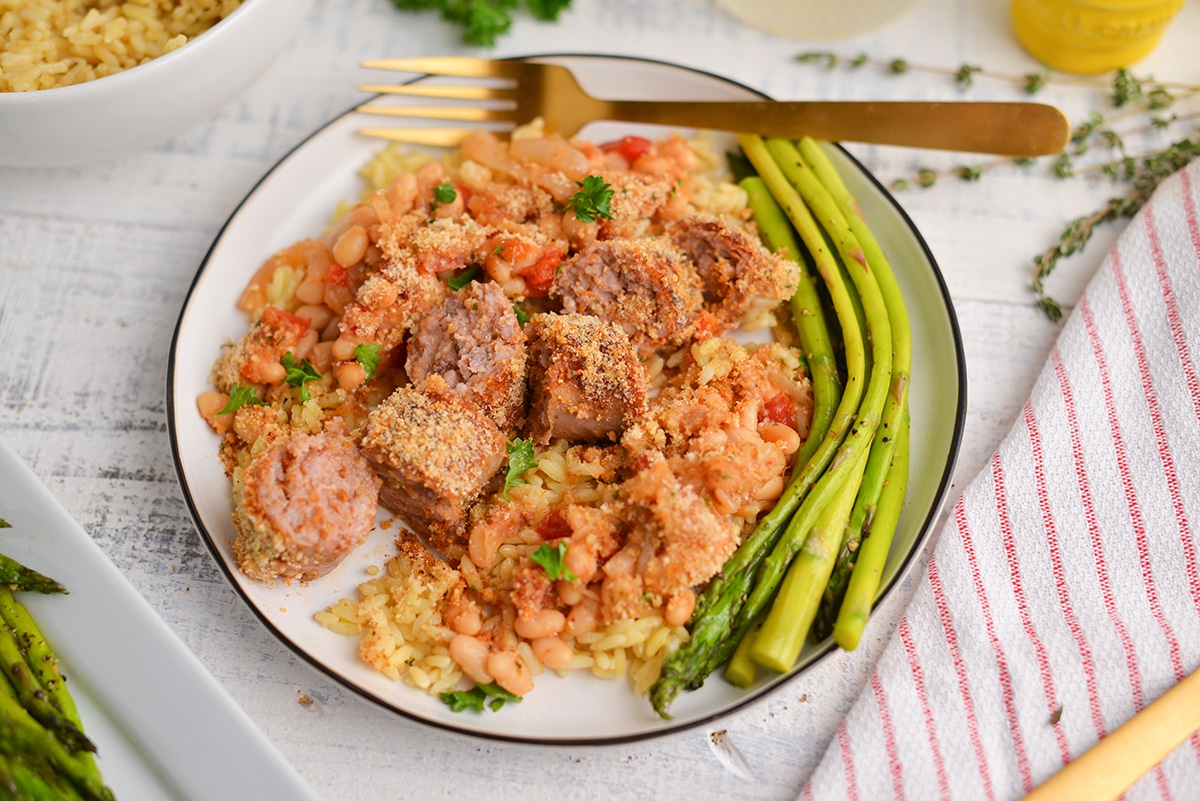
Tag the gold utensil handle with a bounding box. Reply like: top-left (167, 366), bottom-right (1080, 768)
top-left (604, 100), bottom-right (1069, 157)
top-left (1024, 669), bottom-right (1200, 801)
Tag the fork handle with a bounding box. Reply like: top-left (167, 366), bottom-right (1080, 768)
top-left (598, 100), bottom-right (1068, 157)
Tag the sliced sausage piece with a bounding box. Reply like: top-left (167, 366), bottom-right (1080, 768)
top-left (524, 312), bottom-right (648, 446)
top-left (360, 375), bottom-right (507, 539)
top-left (667, 213), bottom-right (798, 336)
top-left (405, 280), bottom-right (527, 432)
top-left (550, 237), bottom-right (703, 356)
top-left (232, 429), bottom-right (381, 584)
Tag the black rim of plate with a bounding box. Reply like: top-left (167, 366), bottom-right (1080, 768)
top-left (166, 52), bottom-right (968, 747)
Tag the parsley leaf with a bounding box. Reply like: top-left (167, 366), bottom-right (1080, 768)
top-left (502, 438), bottom-right (538, 501)
top-left (432, 181), bottom-right (458, 209)
top-left (217, 384), bottom-right (266, 416)
top-left (354, 343), bottom-right (382, 381)
top-left (530, 542), bottom-right (578, 582)
top-left (512, 304), bottom-right (530, 326)
top-left (565, 175), bottom-right (614, 223)
top-left (391, 0), bottom-right (574, 47)
top-left (447, 266), bottom-right (481, 291)
top-left (281, 352), bottom-right (323, 402)
top-left (0, 517), bottom-right (10, 529)
top-left (440, 682), bottom-right (523, 713)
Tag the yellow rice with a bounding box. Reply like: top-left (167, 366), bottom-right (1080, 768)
top-left (1, 0), bottom-right (244, 92)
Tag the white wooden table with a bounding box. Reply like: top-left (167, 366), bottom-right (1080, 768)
top-left (2, 1), bottom-right (1196, 798)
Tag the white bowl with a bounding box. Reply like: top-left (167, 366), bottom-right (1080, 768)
top-left (0, 0), bottom-right (313, 168)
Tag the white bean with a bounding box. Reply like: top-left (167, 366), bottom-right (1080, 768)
top-left (486, 650), bottom-right (534, 696)
top-left (531, 636), bottom-right (574, 671)
top-left (513, 609), bottom-right (566, 640)
top-left (449, 635), bottom-right (493, 685)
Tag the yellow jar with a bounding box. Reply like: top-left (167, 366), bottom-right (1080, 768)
top-left (1011, 0), bottom-right (1186, 74)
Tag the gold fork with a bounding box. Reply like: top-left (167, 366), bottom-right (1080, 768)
top-left (357, 57), bottom-right (1070, 156)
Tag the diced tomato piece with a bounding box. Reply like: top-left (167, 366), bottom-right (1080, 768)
top-left (600, 135), bottom-right (653, 164)
top-left (762, 393), bottom-right (798, 428)
top-left (517, 245), bottom-right (564, 298)
top-left (261, 305), bottom-right (311, 335)
top-left (327, 263), bottom-right (349, 286)
top-left (536, 510), bottom-right (571, 541)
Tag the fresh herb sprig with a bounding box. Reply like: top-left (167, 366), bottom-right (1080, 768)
top-left (530, 542), bottom-right (578, 582)
top-left (431, 181), bottom-right (458, 211)
top-left (390, 0), bottom-right (573, 47)
top-left (501, 438), bottom-right (538, 500)
top-left (217, 384), bottom-right (267, 416)
top-left (565, 175), bottom-right (615, 223)
top-left (447, 266), bottom-right (481, 291)
top-left (281, 352), bottom-right (323, 402)
top-left (354, 343), bottom-right (382, 381)
top-left (440, 681), bottom-right (523, 713)
top-left (1033, 138), bottom-right (1200, 320)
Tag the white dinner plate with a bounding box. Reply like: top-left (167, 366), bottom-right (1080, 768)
top-left (0, 439), bottom-right (320, 801)
top-left (167, 54), bottom-right (966, 745)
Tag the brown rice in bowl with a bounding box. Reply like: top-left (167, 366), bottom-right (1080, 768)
top-left (0, 0), bottom-right (244, 92)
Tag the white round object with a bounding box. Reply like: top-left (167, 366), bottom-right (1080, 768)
top-left (717, 0), bottom-right (920, 39)
top-left (0, 0), bottom-right (313, 168)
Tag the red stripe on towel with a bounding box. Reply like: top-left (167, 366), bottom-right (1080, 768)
top-left (1024, 396), bottom-right (1107, 742)
top-left (958, 477), bottom-right (1034, 792)
top-left (1109, 248), bottom-right (1187, 683)
top-left (1143, 204), bottom-right (1200, 615)
top-left (871, 673), bottom-right (907, 801)
top-left (995, 422), bottom-right (1072, 765)
top-left (1053, 341), bottom-right (1144, 710)
top-left (929, 548), bottom-right (995, 800)
top-left (1081, 296), bottom-right (1180, 799)
top-left (899, 617), bottom-right (951, 799)
top-left (838, 723), bottom-right (860, 801)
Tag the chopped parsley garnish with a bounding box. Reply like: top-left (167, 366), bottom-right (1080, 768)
top-left (447, 266), bottom-right (481, 291)
top-left (440, 682), bottom-right (523, 713)
top-left (281, 352), bottom-right (322, 402)
top-left (0, 517), bottom-right (9, 529)
top-left (565, 175), bottom-right (614, 223)
top-left (512, 304), bottom-right (531, 325)
top-left (502, 438), bottom-right (538, 500)
top-left (354, 343), bottom-right (382, 381)
top-left (432, 181), bottom-right (458, 209)
top-left (530, 542), bottom-right (578, 582)
top-left (216, 384), bottom-right (266, 416)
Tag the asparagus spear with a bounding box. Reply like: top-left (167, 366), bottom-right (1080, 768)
top-left (833, 410), bottom-right (910, 651)
top-left (0, 556), bottom-right (66, 596)
top-left (0, 692), bottom-right (113, 801)
top-left (0, 588), bottom-right (103, 784)
top-left (0, 752), bottom-right (86, 801)
top-left (648, 136), bottom-right (872, 715)
top-left (722, 615), bottom-right (762, 689)
top-left (796, 137), bottom-right (913, 641)
top-left (731, 137), bottom-right (892, 634)
top-left (0, 626), bottom-right (95, 755)
top-left (750, 444), bottom-right (869, 672)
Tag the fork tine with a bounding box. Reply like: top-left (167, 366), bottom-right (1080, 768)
top-left (355, 104), bottom-right (518, 124)
top-left (358, 128), bottom-right (477, 147)
top-left (358, 84), bottom-right (515, 101)
top-left (360, 57), bottom-right (522, 78)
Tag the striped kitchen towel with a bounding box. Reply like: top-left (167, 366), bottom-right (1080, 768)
top-left (802, 158), bottom-right (1200, 801)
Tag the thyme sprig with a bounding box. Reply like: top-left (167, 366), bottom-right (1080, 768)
top-left (795, 52), bottom-right (1200, 318)
top-left (1032, 138), bottom-right (1200, 321)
